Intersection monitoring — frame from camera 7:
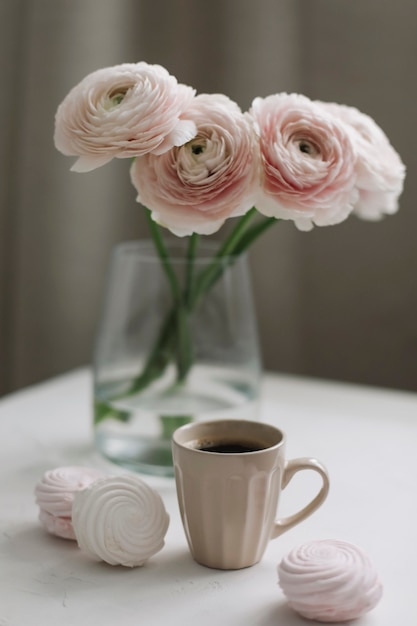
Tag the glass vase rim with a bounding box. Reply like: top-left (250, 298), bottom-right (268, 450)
top-left (113, 238), bottom-right (247, 263)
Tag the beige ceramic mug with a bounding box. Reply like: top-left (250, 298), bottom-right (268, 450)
top-left (172, 419), bottom-right (330, 570)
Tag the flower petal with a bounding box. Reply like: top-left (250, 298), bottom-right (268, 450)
top-left (70, 155), bottom-right (114, 172)
top-left (249, 92), bottom-right (358, 229)
top-left (130, 93), bottom-right (259, 235)
top-left (54, 62), bottom-right (196, 171)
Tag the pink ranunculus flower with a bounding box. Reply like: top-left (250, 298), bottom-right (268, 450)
top-left (318, 102), bottom-right (406, 220)
top-left (249, 93), bottom-right (359, 231)
top-left (130, 93), bottom-right (259, 236)
top-left (54, 63), bottom-right (197, 173)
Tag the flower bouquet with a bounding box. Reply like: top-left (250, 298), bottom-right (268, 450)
top-left (54, 62), bottom-right (405, 473)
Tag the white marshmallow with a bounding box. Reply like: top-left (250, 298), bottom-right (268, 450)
top-left (72, 474), bottom-right (170, 567)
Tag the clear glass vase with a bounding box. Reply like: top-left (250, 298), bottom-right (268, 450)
top-left (93, 239), bottom-right (262, 476)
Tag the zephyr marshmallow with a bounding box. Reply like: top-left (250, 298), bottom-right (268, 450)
top-left (278, 539), bottom-right (383, 622)
top-left (72, 474), bottom-right (170, 567)
top-left (35, 466), bottom-right (105, 540)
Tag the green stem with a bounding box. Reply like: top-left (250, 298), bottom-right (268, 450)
top-left (185, 233), bottom-right (199, 307)
top-left (96, 209), bottom-right (280, 424)
top-left (124, 308), bottom-right (177, 395)
top-left (188, 208), bottom-right (258, 308)
top-left (233, 216), bottom-right (279, 255)
top-left (214, 207), bottom-right (258, 257)
top-left (173, 213), bottom-right (278, 383)
top-left (145, 209), bottom-right (181, 302)
top-left (187, 210), bottom-right (279, 310)
top-left (146, 209), bottom-right (199, 384)
top-left (173, 233), bottom-right (200, 382)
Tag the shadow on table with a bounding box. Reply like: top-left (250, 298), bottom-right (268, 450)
top-left (254, 602), bottom-right (308, 625)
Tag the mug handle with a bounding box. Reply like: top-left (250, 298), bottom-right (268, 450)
top-left (271, 457), bottom-right (330, 539)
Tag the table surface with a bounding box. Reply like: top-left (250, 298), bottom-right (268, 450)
top-left (0, 368), bottom-right (416, 626)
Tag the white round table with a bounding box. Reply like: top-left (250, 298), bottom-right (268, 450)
top-left (0, 368), bottom-right (416, 625)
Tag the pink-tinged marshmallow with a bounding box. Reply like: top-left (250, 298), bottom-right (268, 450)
top-left (35, 466), bottom-right (105, 539)
top-left (278, 539), bottom-right (383, 622)
top-left (38, 510), bottom-right (76, 541)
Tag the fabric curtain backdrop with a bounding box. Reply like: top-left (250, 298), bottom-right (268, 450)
top-left (0, 0), bottom-right (416, 396)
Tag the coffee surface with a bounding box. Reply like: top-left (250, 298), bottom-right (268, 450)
top-left (195, 439), bottom-right (266, 453)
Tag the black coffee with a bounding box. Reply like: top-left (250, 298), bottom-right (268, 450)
top-left (196, 440), bottom-right (266, 454)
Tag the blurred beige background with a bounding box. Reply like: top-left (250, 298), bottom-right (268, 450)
top-left (0, 0), bottom-right (416, 396)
